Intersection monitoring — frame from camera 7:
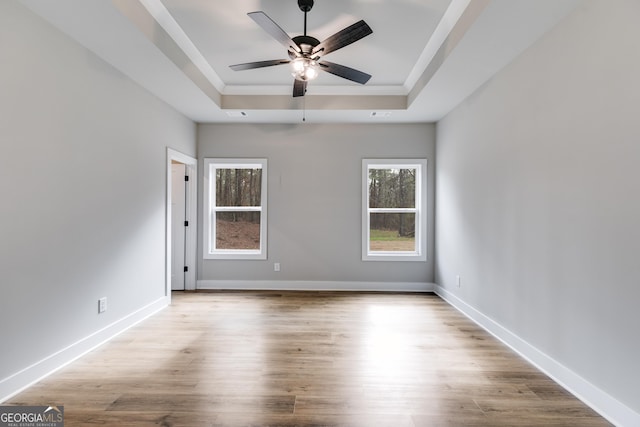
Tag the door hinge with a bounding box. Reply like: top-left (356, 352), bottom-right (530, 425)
top-left (184, 266), bottom-right (188, 272)
top-left (184, 175), bottom-right (189, 182)
top-left (184, 220), bottom-right (189, 227)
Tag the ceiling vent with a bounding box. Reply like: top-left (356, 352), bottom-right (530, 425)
top-left (226, 111), bottom-right (247, 117)
top-left (370, 111), bottom-right (392, 118)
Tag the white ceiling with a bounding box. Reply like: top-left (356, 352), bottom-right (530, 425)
top-left (22, 0), bottom-right (582, 123)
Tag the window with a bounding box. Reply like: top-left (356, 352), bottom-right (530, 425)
top-left (204, 159), bottom-right (267, 259)
top-left (362, 159), bottom-right (427, 261)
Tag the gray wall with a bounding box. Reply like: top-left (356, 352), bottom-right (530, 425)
top-left (0, 2), bottom-right (195, 383)
top-left (198, 123), bottom-right (435, 285)
top-left (436, 0), bottom-right (640, 416)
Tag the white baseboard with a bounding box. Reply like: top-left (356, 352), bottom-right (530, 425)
top-left (435, 285), bottom-right (639, 427)
top-left (0, 296), bottom-right (169, 403)
top-left (197, 280), bottom-right (435, 293)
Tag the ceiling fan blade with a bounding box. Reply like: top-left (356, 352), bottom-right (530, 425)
top-left (319, 61), bottom-right (371, 84)
top-left (230, 59), bottom-right (290, 71)
top-left (248, 11), bottom-right (301, 54)
top-left (293, 79), bottom-right (307, 97)
top-left (312, 20), bottom-right (372, 57)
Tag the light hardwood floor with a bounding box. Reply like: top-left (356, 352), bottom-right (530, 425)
top-left (8, 291), bottom-right (611, 426)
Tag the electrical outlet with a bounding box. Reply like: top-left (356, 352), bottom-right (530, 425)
top-left (274, 263), bottom-right (281, 272)
top-left (456, 275), bottom-right (461, 288)
top-left (98, 297), bottom-right (107, 313)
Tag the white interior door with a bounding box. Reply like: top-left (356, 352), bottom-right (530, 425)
top-left (171, 163), bottom-right (186, 290)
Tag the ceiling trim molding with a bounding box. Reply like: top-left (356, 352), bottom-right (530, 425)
top-left (407, 0), bottom-right (490, 106)
top-left (137, 0), bottom-right (225, 92)
top-left (222, 84), bottom-right (407, 97)
top-left (404, 0), bottom-right (473, 92)
top-left (221, 94), bottom-right (407, 111)
top-left (113, 0), bottom-right (222, 106)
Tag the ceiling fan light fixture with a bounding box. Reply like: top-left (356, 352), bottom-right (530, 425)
top-left (291, 57), bottom-right (319, 81)
top-left (230, 3), bottom-right (372, 97)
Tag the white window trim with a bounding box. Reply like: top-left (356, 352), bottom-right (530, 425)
top-left (203, 158), bottom-right (267, 260)
top-left (362, 158), bottom-right (427, 262)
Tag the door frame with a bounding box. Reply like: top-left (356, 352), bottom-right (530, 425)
top-left (166, 148), bottom-right (197, 300)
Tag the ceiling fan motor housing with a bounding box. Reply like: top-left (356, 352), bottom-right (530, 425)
top-left (289, 35), bottom-right (320, 58)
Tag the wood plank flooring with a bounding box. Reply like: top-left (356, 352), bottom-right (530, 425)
top-left (7, 291), bottom-right (611, 426)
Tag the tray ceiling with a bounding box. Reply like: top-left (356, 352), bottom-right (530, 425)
top-left (22, 0), bottom-right (582, 123)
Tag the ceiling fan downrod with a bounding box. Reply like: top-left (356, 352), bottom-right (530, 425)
top-left (298, 0), bottom-right (314, 36)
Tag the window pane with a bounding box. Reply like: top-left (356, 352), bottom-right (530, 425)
top-left (368, 168), bottom-right (416, 208)
top-left (216, 211), bottom-right (261, 250)
top-left (216, 168), bottom-right (262, 207)
top-left (369, 213), bottom-right (415, 252)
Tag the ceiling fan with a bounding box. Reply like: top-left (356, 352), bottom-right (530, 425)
top-left (230, 0), bottom-right (373, 97)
